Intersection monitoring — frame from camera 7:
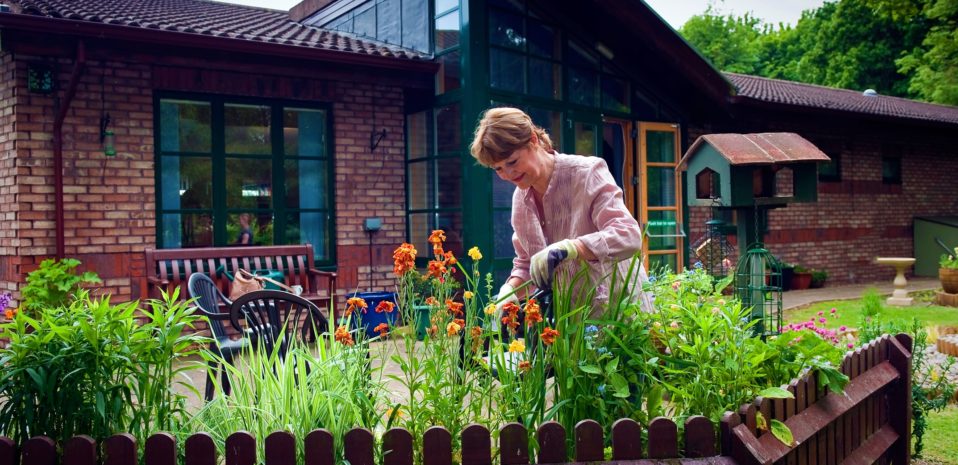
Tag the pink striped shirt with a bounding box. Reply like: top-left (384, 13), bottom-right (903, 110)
top-left (510, 153), bottom-right (654, 313)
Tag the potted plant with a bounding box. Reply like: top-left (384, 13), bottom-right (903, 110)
top-left (810, 269), bottom-right (828, 288)
top-left (790, 265), bottom-right (813, 290)
top-left (940, 247), bottom-right (958, 294)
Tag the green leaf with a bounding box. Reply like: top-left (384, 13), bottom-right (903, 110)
top-left (756, 411), bottom-right (768, 431)
top-left (759, 387), bottom-right (794, 399)
top-left (770, 419), bottom-right (795, 447)
top-left (605, 357), bottom-right (619, 374)
top-left (579, 364), bottom-right (602, 374)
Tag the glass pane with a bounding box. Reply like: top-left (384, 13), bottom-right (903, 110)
top-left (284, 159), bottom-right (327, 209)
top-left (601, 76), bottom-right (629, 112)
top-left (401, 0), bottom-right (429, 52)
top-left (436, 103), bottom-right (460, 153)
top-left (568, 67), bottom-right (598, 107)
top-left (354, 4), bottom-right (376, 37)
top-left (435, 10), bottom-right (460, 51)
top-left (159, 100), bottom-right (211, 153)
top-left (408, 213), bottom-right (431, 254)
top-left (602, 123), bottom-right (625, 188)
top-left (527, 107), bottom-right (561, 150)
top-left (287, 212), bottom-right (330, 259)
top-left (493, 209), bottom-right (515, 259)
top-left (227, 213), bottom-right (274, 246)
top-left (648, 254), bottom-right (677, 274)
top-left (436, 212), bottom-right (464, 259)
top-left (567, 41), bottom-right (598, 68)
top-left (489, 9), bottom-right (524, 50)
top-left (409, 212), bottom-right (463, 259)
top-left (527, 20), bottom-right (557, 58)
top-left (161, 213), bottom-right (213, 248)
top-left (528, 58), bottom-right (559, 99)
top-left (437, 157), bottom-right (461, 208)
top-left (488, 0), bottom-right (522, 12)
top-left (406, 111), bottom-right (431, 160)
top-left (161, 156), bottom-right (212, 210)
top-left (492, 174), bottom-right (515, 208)
top-left (646, 167), bottom-right (676, 207)
top-left (574, 122), bottom-right (596, 156)
top-left (437, 51), bottom-right (461, 93)
top-left (225, 104), bottom-right (271, 155)
top-left (436, 0), bottom-right (458, 14)
top-left (646, 210), bottom-right (678, 250)
top-left (407, 160), bottom-right (434, 210)
top-left (226, 158), bottom-right (272, 209)
top-left (377, 0), bottom-right (401, 44)
top-left (646, 130), bottom-right (676, 163)
top-left (490, 48), bottom-right (524, 93)
top-left (284, 108), bottom-right (326, 157)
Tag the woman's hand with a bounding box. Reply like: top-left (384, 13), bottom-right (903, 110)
top-left (530, 239), bottom-right (579, 288)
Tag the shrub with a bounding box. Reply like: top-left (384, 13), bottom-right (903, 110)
top-left (20, 258), bottom-right (101, 316)
top-left (0, 290), bottom-right (204, 444)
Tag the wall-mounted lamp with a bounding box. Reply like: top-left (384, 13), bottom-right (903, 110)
top-left (100, 113), bottom-right (115, 157)
top-left (369, 128), bottom-right (387, 152)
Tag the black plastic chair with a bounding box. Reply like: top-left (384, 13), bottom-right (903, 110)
top-left (187, 273), bottom-right (249, 401)
top-left (229, 289), bottom-right (330, 360)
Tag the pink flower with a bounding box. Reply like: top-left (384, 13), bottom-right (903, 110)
top-left (847, 343), bottom-right (854, 349)
top-left (819, 318), bottom-right (826, 324)
top-left (839, 326), bottom-right (847, 331)
top-left (671, 281), bottom-right (681, 291)
top-left (817, 311), bottom-right (824, 316)
top-left (830, 308), bottom-right (837, 314)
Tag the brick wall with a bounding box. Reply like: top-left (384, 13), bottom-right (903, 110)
top-left (0, 42), bottom-right (417, 310)
top-left (686, 116), bottom-right (958, 285)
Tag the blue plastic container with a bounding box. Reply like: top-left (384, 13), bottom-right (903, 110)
top-left (347, 291), bottom-right (399, 338)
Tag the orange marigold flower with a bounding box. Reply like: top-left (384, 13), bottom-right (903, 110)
top-left (428, 230), bottom-right (446, 256)
top-left (427, 260), bottom-right (447, 279)
top-left (502, 302), bottom-right (521, 316)
top-left (375, 300), bottom-right (395, 313)
top-left (540, 327), bottom-right (560, 345)
top-left (425, 296), bottom-right (439, 306)
top-left (392, 243), bottom-right (417, 276)
top-left (345, 297), bottom-right (368, 317)
top-left (453, 318), bottom-right (465, 329)
top-left (470, 326), bottom-right (483, 338)
top-left (4, 308), bottom-right (15, 320)
top-left (518, 360), bottom-right (531, 373)
top-left (427, 324), bottom-right (439, 337)
top-left (524, 299), bottom-right (542, 326)
top-left (446, 298), bottom-right (464, 316)
top-left (443, 251), bottom-right (457, 266)
top-left (374, 323), bottom-right (390, 337)
top-left (446, 321), bottom-right (461, 336)
top-left (335, 325), bottom-right (355, 346)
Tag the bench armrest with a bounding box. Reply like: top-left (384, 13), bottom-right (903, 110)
top-left (147, 276), bottom-right (170, 287)
top-left (307, 269), bottom-right (337, 290)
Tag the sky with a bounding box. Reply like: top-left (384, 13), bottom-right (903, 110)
top-left (223, 0), bottom-right (828, 29)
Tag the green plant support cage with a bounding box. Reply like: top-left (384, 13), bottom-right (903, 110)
top-left (734, 243), bottom-right (783, 337)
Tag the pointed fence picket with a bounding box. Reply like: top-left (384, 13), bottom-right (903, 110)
top-left (0, 334), bottom-right (913, 465)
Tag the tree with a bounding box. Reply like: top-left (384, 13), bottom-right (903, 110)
top-left (679, 6), bottom-right (765, 74)
top-left (878, 0), bottom-right (958, 105)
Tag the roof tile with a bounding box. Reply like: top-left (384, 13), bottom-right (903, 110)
top-left (8, 0), bottom-right (428, 61)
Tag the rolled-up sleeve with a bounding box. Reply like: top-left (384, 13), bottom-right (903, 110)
top-left (577, 160), bottom-right (642, 261)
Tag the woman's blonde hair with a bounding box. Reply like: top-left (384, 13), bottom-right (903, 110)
top-left (470, 107), bottom-right (554, 166)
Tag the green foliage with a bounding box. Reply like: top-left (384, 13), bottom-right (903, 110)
top-left (940, 246), bottom-right (958, 269)
top-left (20, 258), bottom-right (102, 315)
top-left (679, 7), bottom-right (766, 74)
top-left (0, 290), bottom-right (204, 444)
top-left (861, 287), bottom-right (884, 318)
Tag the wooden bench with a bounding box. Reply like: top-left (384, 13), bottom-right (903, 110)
top-left (144, 244), bottom-right (337, 319)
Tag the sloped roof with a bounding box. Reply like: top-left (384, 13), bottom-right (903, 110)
top-left (5, 0), bottom-right (428, 62)
top-left (679, 133), bottom-right (831, 169)
top-left (726, 72), bottom-right (958, 126)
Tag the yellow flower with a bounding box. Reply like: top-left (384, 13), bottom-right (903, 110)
top-left (468, 246), bottom-right (483, 261)
top-left (508, 340), bottom-right (525, 353)
top-left (484, 303), bottom-right (496, 315)
top-left (463, 291), bottom-right (474, 300)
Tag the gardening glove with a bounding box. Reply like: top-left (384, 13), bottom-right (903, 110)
top-left (491, 282), bottom-right (519, 331)
top-left (530, 239), bottom-right (579, 289)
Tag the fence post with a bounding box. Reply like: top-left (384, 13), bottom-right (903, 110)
top-left (265, 431), bottom-right (296, 465)
top-left (499, 424), bottom-right (527, 465)
top-left (185, 432), bottom-right (217, 465)
top-left (684, 416), bottom-right (716, 458)
top-left (574, 420), bottom-right (603, 462)
top-left (344, 429), bottom-right (375, 465)
top-left (610, 418), bottom-right (641, 460)
top-left (22, 437), bottom-right (56, 465)
top-left (104, 434), bottom-right (138, 465)
top-left (144, 433), bottom-right (176, 465)
top-left (225, 432), bottom-right (256, 465)
top-left (0, 437), bottom-right (13, 465)
top-left (423, 427), bottom-right (452, 465)
top-left (461, 424), bottom-right (491, 465)
top-left (889, 333), bottom-right (913, 465)
top-left (537, 421), bottom-right (567, 464)
top-left (63, 436), bottom-right (97, 465)
top-left (304, 429), bottom-right (334, 465)
top-left (647, 417), bottom-right (678, 459)
top-left (382, 428), bottom-right (413, 465)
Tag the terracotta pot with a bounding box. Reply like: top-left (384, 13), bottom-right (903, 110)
top-left (941, 267), bottom-right (958, 294)
top-left (790, 272), bottom-right (812, 290)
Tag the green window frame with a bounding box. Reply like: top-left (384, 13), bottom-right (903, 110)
top-left (435, 0), bottom-right (462, 94)
top-left (154, 93), bottom-right (336, 265)
top-left (882, 156), bottom-right (902, 185)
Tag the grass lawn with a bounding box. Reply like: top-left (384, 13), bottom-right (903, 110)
top-left (785, 295), bottom-right (958, 330)
top-left (922, 405), bottom-right (958, 465)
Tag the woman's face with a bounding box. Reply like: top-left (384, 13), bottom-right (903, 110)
top-left (491, 143), bottom-right (547, 190)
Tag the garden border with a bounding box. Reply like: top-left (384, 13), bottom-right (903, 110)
top-left (0, 334), bottom-right (912, 465)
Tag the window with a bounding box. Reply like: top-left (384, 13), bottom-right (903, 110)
top-left (156, 96), bottom-right (334, 264)
top-left (818, 152), bottom-right (841, 182)
top-left (882, 156), bottom-right (902, 184)
top-left (435, 0), bottom-right (461, 93)
top-left (406, 104), bottom-right (464, 258)
top-left (488, 3), bottom-right (561, 100)
top-left (309, 0), bottom-right (429, 53)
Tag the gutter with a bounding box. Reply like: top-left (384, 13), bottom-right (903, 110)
top-left (0, 14), bottom-right (438, 74)
top-left (52, 40), bottom-right (86, 260)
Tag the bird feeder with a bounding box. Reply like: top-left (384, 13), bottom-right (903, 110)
top-left (678, 133), bottom-right (830, 336)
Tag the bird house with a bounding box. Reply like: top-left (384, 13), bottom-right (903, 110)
top-left (678, 133), bottom-right (830, 208)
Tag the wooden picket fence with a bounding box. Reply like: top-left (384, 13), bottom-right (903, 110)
top-left (0, 334), bottom-right (913, 465)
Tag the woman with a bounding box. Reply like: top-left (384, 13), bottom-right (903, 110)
top-left (469, 107), bottom-right (653, 314)
top-left (234, 213), bottom-right (253, 246)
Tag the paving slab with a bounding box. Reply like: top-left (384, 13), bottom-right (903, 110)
top-left (783, 277), bottom-right (940, 310)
